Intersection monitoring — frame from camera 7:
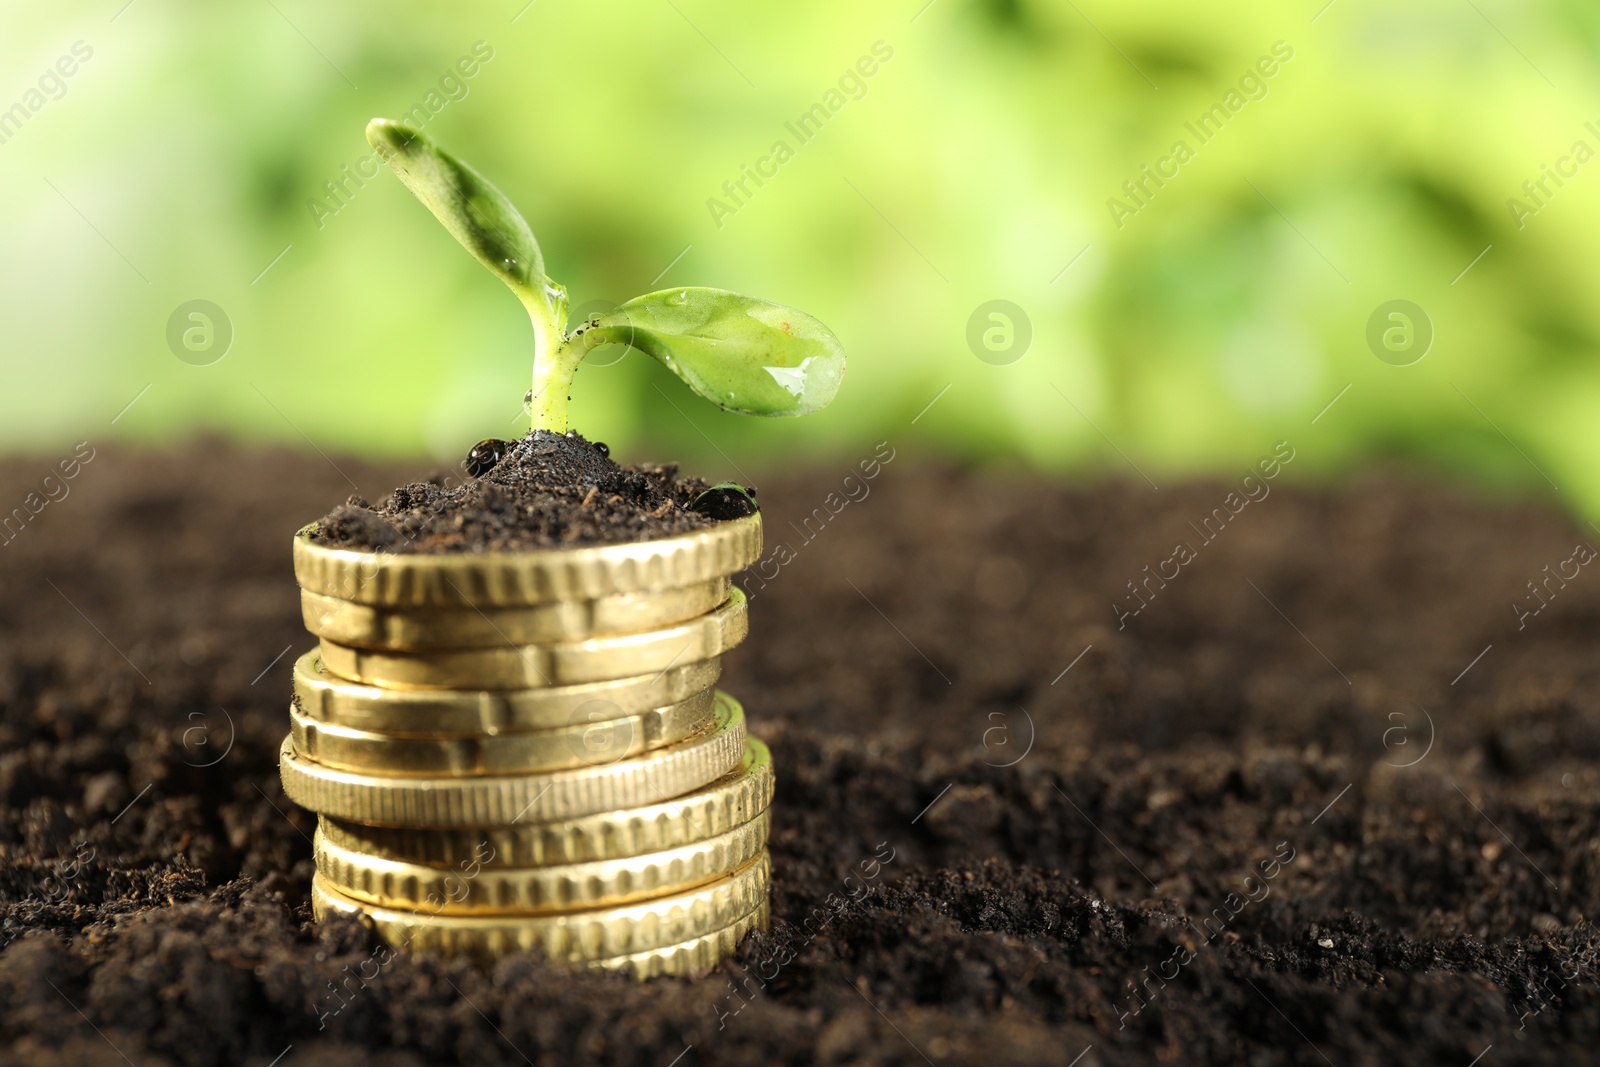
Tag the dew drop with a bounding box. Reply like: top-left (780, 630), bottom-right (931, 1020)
top-left (666, 290), bottom-right (689, 306)
top-left (466, 439), bottom-right (512, 477)
top-left (765, 363), bottom-right (808, 398)
top-left (690, 482), bottom-right (758, 519)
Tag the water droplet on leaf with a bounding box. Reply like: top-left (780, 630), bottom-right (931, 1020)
top-left (765, 364), bottom-right (807, 398)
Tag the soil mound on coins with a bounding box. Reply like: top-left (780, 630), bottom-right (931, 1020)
top-left (3, 441), bottom-right (1599, 1065)
top-left (309, 429), bottom-right (718, 553)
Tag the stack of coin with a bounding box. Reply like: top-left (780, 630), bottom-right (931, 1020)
top-left (278, 514), bottom-right (772, 977)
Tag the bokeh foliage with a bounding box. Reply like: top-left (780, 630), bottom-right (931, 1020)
top-left (3, 0), bottom-right (1597, 510)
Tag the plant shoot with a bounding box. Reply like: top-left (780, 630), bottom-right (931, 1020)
top-left (365, 118), bottom-right (846, 432)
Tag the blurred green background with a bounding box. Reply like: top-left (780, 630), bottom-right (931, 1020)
top-left (4, 0), bottom-right (1597, 509)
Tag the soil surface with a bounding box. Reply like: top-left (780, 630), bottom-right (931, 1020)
top-left (3, 441), bottom-right (1600, 1066)
top-left (309, 430), bottom-right (717, 553)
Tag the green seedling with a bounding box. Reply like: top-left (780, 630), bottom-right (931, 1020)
top-left (365, 118), bottom-right (846, 433)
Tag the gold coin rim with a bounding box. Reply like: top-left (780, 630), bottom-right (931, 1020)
top-left (594, 899), bottom-right (770, 978)
top-left (318, 737), bottom-right (774, 866)
top-left (279, 691), bottom-right (745, 826)
top-left (300, 578), bottom-right (730, 650)
top-left (287, 689), bottom-right (715, 776)
top-left (293, 512), bottom-right (762, 608)
top-left (316, 587), bottom-right (747, 690)
top-left (292, 650), bottom-right (722, 733)
top-left (310, 851), bottom-right (770, 961)
top-left (313, 808), bottom-right (770, 915)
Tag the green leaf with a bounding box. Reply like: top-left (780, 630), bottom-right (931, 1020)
top-left (365, 118), bottom-right (559, 326)
top-left (592, 288), bottom-right (845, 416)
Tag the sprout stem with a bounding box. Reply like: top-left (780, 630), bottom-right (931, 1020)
top-left (527, 306), bottom-right (579, 432)
top-left (527, 312), bottom-right (620, 431)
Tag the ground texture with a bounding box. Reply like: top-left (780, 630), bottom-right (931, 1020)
top-left (3, 443), bottom-right (1599, 1066)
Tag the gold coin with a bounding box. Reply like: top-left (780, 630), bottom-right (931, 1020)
top-left (288, 689), bottom-right (714, 776)
top-left (293, 513), bottom-right (762, 608)
top-left (301, 578), bottom-right (729, 650)
top-left (280, 691), bottom-right (746, 826)
top-left (313, 809), bottom-right (770, 915)
top-left (320, 737), bottom-right (774, 866)
top-left (317, 588), bottom-right (747, 690)
top-left (595, 899), bottom-right (770, 979)
top-left (310, 852), bottom-right (770, 963)
top-left (292, 650), bottom-right (721, 734)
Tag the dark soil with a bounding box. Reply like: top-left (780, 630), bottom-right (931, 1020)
top-left (4, 441), bottom-right (1600, 1066)
top-left (309, 430), bottom-right (717, 553)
